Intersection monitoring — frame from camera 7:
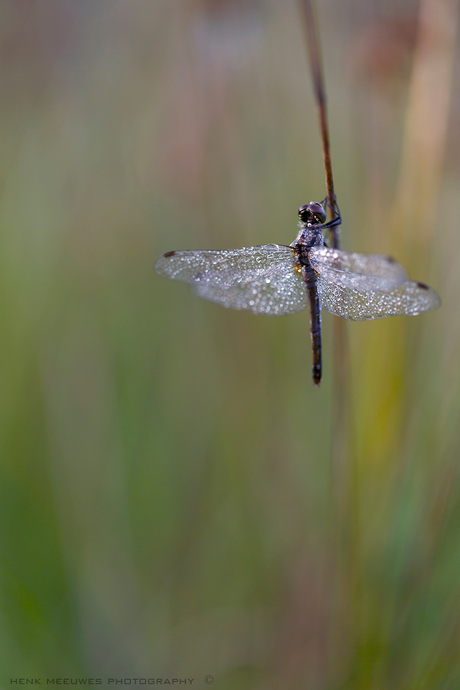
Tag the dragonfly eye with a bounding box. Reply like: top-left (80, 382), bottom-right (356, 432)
top-left (298, 201), bottom-right (326, 225)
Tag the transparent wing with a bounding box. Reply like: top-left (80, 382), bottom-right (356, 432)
top-left (309, 246), bottom-right (408, 286)
top-left (309, 246), bottom-right (440, 320)
top-left (155, 244), bottom-right (307, 315)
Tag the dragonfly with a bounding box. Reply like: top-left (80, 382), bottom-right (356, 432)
top-left (155, 199), bottom-right (440, 385)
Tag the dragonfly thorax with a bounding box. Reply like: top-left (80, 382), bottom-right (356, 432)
top-left (293, 224), bottom-right (324, 253)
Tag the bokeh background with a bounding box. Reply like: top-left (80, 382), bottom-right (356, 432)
top-left (1, 0), bottom-right (459, 687)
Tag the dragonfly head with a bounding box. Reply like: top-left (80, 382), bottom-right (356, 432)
top-left (298, 201), bottom-right (327, 227)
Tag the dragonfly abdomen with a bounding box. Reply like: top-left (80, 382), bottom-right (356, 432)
top-left (302, 265), bottom-right (322, 386)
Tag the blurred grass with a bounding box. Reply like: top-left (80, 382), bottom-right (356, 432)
top-left (0, 0), bottom-right (459, 687)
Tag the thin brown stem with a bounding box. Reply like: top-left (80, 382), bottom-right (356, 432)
top-left (298, 0), bottom-right (338, 248)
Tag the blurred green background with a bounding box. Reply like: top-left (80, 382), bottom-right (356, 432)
top-left (1, 0), bottom-right (459, 687)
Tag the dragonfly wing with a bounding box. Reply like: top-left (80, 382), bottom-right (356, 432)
top-left (309, 246), bottom-right (440, 320)
top-left (309, 247), bottom-right (408, 283)
top-left (155, 244), bottom-right (307, 315)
